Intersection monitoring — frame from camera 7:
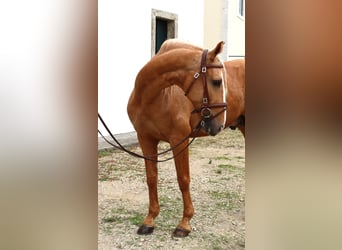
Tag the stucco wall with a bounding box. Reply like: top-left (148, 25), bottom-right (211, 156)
top-left (227, 0), bottom-right (245, 59)
top-left (203, 0), bottom-right (245, 60)
top-left (204, 0), bottom-right (223, 50)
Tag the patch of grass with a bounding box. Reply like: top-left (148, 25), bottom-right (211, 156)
top-left (209, 190), bottom-right (228, 199)
top-left (219, 177), bottom-right (231, 181)
top-left (111, 207), bottom-right (127, 214)
top-left (104, 207), bottom-right (146, 227)
top-left (159, 195), bottom-right (177, 207)
top-left (156, 195), bottom-right (182, 229)
top-left (216, 164), bottom-right (245, 177)
top-left (98, 176), bottom-right (109, 181)
top-left (237, 238), bottom-right (245, 248)
top-left (98, 154), bottom-right (145, 181)
top-left (98, 149), bottom-right (115, 158)
top-left (213, 156), bottom-right (231, 161)
top-left (128, 212), bottom-right (144, 226)
top-left (208, 234), bottom-right (231, 250)
top-left (208, 178), bottom-right (220, 183)
top-left (98, 164), bottom-right (121, 181)
top-left (102, 215), bottom-right (124, 224)
top-left (217, 163), bottom-right (237, 170)
top-left (209, 191), bottom-right (241, 211)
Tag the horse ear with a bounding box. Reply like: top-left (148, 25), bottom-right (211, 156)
top-left (208, 41), bottom-right (225, 61)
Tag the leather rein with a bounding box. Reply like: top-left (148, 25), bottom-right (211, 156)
top-left (98, 49), bottom-right (227, 162)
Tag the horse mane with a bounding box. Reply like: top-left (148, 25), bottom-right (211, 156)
top-left (156, 39), bottom-right (203, 55)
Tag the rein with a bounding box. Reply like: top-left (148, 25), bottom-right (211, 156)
top-left (98, 113), bottom-right (201, 162)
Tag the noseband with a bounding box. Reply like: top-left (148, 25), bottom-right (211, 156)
top-left (184, 49), bottom-right (227, 127)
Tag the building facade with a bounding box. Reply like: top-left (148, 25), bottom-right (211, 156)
top-left (204, 0), bottom-right (245, 60)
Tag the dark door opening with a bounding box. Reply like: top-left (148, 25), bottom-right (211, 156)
top-left (155, 18), bottom-right (168, 54)
top-left (151, 9), bottom-right (177, 57)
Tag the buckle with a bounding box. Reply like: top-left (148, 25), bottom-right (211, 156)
top-left (201, 66), bottom-right (207, 73)
top-left (194, 72), bottom-right (200, 79)
top-left (203, 97), bottom-right (208, 104)
top-left (201, 107), bottom-right (212, 119)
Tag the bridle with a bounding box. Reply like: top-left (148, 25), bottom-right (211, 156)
top-left (184, 49), bottom-right (227, 128)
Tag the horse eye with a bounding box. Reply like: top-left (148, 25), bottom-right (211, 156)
top-left (212, 79), bottom-right (222, 87)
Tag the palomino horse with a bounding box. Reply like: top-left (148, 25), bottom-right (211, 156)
top-left (127, 39), bottom-right (245, 237)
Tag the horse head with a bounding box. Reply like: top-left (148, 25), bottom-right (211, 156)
top-left (184, 41), bottom-right (227, 136)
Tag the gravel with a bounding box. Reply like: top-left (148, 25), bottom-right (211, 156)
top-left (98, 129), bottom-right (245, 249)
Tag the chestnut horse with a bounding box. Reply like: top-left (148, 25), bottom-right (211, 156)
top-left (127, 39), bottom-right (245, 237)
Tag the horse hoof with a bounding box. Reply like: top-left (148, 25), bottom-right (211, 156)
top-left (172, 227), bottom-right (191, 238)
top-left (137, 224), bottom-right (154, 235)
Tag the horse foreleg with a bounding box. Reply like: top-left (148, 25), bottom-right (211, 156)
top-left (172, 140), bottom-right (194, 237)
top-left (137, 135), bottom-right (160, 235)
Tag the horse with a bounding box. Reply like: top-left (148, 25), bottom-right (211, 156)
top-left (127, 39), bottom-right (245, 237)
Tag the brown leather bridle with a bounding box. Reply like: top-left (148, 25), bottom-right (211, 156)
top-left (184, 49), bottom-right (227, 128)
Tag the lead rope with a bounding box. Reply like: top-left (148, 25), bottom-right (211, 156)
top-left (98, 113), bottom-right (201, 162)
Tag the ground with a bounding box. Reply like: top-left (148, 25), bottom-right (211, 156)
top-left (98, 129), bottom-right (245, 250)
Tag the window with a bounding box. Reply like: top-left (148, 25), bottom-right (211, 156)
top-left (151, 9), bottom-right (178, 56)
top-left (238, 0), bottom-right (245, 17)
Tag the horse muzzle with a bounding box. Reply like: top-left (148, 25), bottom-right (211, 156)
top-left (200, 119), bottom-right (224, 136)
top-left (193, 104), bottom-right (227, 136)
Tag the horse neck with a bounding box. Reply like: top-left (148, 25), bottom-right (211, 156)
top-left (134, 50), bottom-right (200, 104)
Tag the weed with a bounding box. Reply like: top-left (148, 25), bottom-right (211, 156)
top-left (98, 149), bottom-right (115, 158)
top-left (128, 212), bottom-right (144, 226)
top-left (217, 163), bottom-right (236, 170)
top-left (209, 190), bottom-right (240, 211)
top-left (216, 164), bottom-right (245, 178)
top-left (214, 156), bottom-right (231, 161)
top-left (102, 215), bottom-right (124, 224)
top-left (98, 176), bottom-right (109, 181)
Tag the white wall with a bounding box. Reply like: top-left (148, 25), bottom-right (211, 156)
top-left (227, 0), bottom-right (245, 59)
top-left (203, 0), bottom-right (245, 60)
top-left (98, 0), bottom-right (204, 135)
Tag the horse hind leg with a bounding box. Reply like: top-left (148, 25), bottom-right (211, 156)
top-left (238, 124), bottom-right (245, 137)
top-left (229, 115), bottom-right (245, 137)
top-left (237, 115), bottom-right (245, 137)
top-left (136, 135), bottom-right (160, 235)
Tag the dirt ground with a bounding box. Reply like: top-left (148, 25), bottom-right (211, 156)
top-left (98, 129), bottom-right (245, 250)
